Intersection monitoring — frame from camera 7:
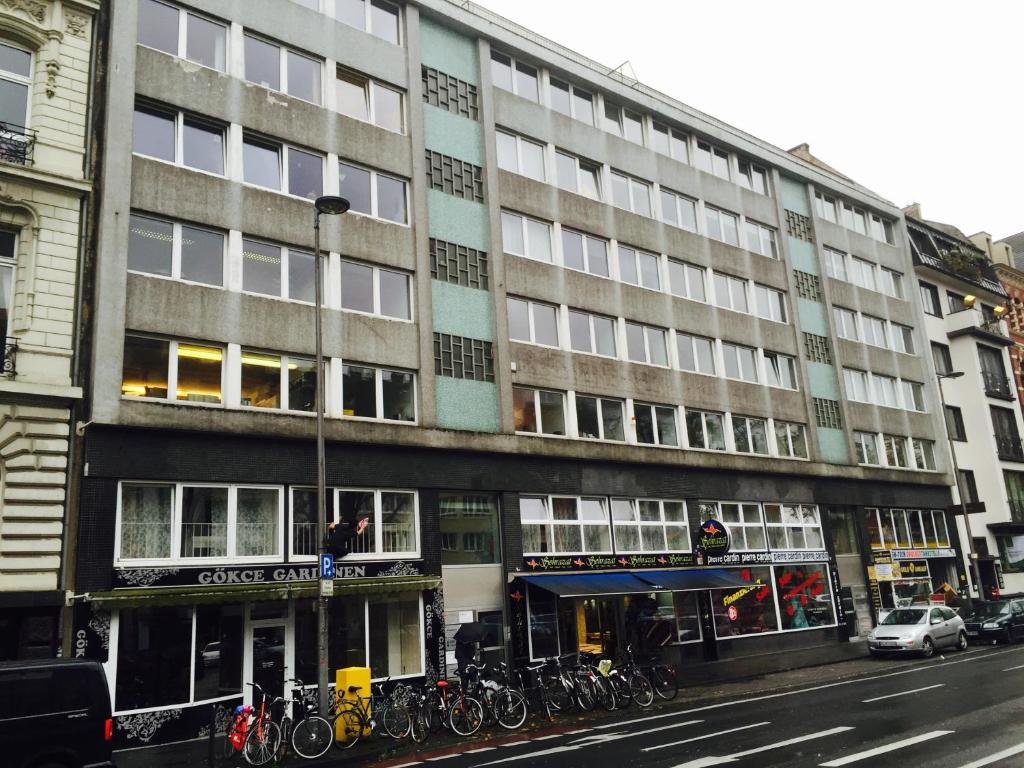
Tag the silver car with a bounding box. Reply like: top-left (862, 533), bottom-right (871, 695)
top-left (868, 606), bottom-right (967, 658)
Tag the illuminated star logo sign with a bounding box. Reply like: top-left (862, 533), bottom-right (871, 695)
top-left (510, 590), bottom-right (523, 601)
top-left (574, 558), bottom-right (585, 567)
top-left (702, 521), bottom-right (722, 535)
top-left (526, 558), bottom-right (540, 569)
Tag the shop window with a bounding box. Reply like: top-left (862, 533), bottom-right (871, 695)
top-left (829, 509), bottom-right (858, 555)
top-left (712, 567), bottom-right (777, 637)
top-left (115, 606), bottom-right (193, 711)
top-left (526, 584), bottom-right (576, 660)
top-left (610, 498), bottom-right (688, 554)
top-left (335, 488), bottom-right (418, 558)
top-left (341, 363), bottom-right (415, 422)
top-left (520, 495), bottom-right (611, 555)
top-left (192, 605), bottom-right (243, 702)
top-left (774, 564), bottom-right (835, 630)
top-left (368, 594), bottom-right (422, 678)
top-left (713, 502), bottom-right (766, 551)
top-left (439, 493), bottom-right (500, 565)
top-left (865, 508), bottom-right (882, 549)
top-left (764, 504), bottom-right (823, 550)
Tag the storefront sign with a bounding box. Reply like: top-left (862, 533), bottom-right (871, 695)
top-left (705, 551), bottom-right (828, 566)
top-left (899, 560), bottom-right (929, 578)
top-left (696, 519), bottom-right (730, 556)
top-left (112, 560), bottom-right (423, 589)
top-left (521, 553), bottom-right (696, 571)
top-left (890, 549), bottom-right (955, 560)
top-left (771, 550), bottom-right (830, 564)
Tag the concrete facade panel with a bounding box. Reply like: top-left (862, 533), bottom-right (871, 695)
top-left (432, 280), bottom-right (495, 341)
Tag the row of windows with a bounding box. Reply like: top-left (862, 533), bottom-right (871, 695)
top-left (491, 52), bottom-right (772, 197)
top-left (842, 368), bottom-right (926, 413)
top-left (496, 136), bottom-right (778, 258)
top-left (501, 211), bottom-right (788, 319)
top-left (127, 213), bottom-right (412, 318)
top-left (507, 297), bottom-right (797, 387)
top-left (865, 508), bottom-right (951, 550)
top-left (121, 335), bottom-right (417, 423)
top-left (823, 246), bottom-right (904, 299)
top-left (833, 305), bottom-right (915, 354)
top-left (814, 190), bottom-right (896, 245)
top-left (853, 431), bottom-right (936, 471)
top-left (512, 385), bottom-right (809, 459)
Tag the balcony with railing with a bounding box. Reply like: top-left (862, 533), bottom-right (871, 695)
top-left (945, 305), bottom-right (1010, 345)
top-left (983, 370), bottom-right (1014, 400)
top-left (996, 434), bottom-right (1024, 463)
top-left (2, 337), bottom-right (16, 377)
top-left (1009, 499), bottom-right (1024, 524)
top-left (292, 520), bottom-right (415, 558)
top-left (0, 123), bottom-right (36, 166)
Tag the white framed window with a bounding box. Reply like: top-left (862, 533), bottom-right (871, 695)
top-left (502, 211), bottom-right (552, 262)
top-left (334, 488), bottom-right (419, 558)
top-left (632, 401), bottom-right (678, 446)
top-left (549, 78), bottom-right (594, 125)
top-left (872, 374), bottom-right (899, 408)
top-left (611, 498), bottom-right (689, 553)
top-left (815, 191), bottom-right (837, 223)
top-left (870, 213), bottom-right (896, 245)
top-left (843, 368), bottom-right (870, 403)
top-left (880, 267), bottom-right (904, 299)
top-left (0, 231), bottom-right (15, 341)
top-left (624, 322), bottom-right (668, 366)
top-left (744, 220), bottom-right (777, 258)
top-left (652, 124), bottom-right (689, 163)
top-left (732, 415), bottom-right (769, 455)
top-left (335, 0), bottom-right (401, 45)
top-left (513, 386), bottom-right (566, 436)
top-left (737, 159), bottom-right (769, 195)
top-left (241, 237), bottom-right (319, 303)
top-left (127, 212), bottom-right (225, 287)
top-left (722, 342), bottom-right (758, 383)
top-left (497, 131), bottom-right (547, 182)
top-left (754, 284), bottom-right (787, 323)
top-left (520, 496), bottom-right (611, 555)
top-left (137, 0), bottom-right (227, 71)
top-left (668, 259), bottom-right (707, 302)
top-left (0, 41), bottom-right (31, 129)
top-left (849, 256), bottom-right (877, 292)
top-left (338, 160), bottom-right (407, 223)
top-left (892, 323), bottom-right (915, 354)
top-left (854, 431), bottom-right (880, 465)
top-left (901, 380), bottom-right (925, 412)
top-left (716, 502), bottom-right (766, 551)
top-left (764, 504), bottom-right (823, 550)
top-left (440, 532), bottom-right (457, 551)
top-left (574, 394), bottom-right (625, 441)
top-left (659, 188), bottom-right (698, 233)
top-left (507, 296), bottom-right (559, 347)
top-left (774, 421), bottom-right (808, 459)
top-left (133, 104), bottom-right (225, 176)
top-left (882, 434), bottom-right (909, 468)
top-left (824, 247), bottom-right (847, 281)
top-left (554, 149), bottom-right (601, 198)
top-left (335, 68), bottom-right (404, 133)
top-left (115, 482), bottom-right (283, 564)
top-left (567, 309), bottom-right (617, 357)
top-left (610, 171), bottom-right (652, 216)
top-left (713, 272), bottom-right (749, 313)
top-left (695, 140), bottom-right (730, 180)
top-left (560, 228), bottom-right (609, 278)
top-left (764, 351), bottom-right (797, 390)
top-left (705, 205), bottom-right (739, 247)
top-left (490, 50), bottom-right (538, 102)
top-left (912, 438), bottom-right (936, 471)
top-left (617, 244), bottom-right (661, 290)
top-left (842, 202), bottom-right (868, 235)
top-left (685, 409), bottom-right (726, 451)
top-left (341, 363), bottom-right (416, 422)
top-left (121, 335), bottom-right (224, 405)
top-left (242, 135), bottom-right (324, 200)
top-left (833, 306), bottom-right (860, 341)
top-left (861, 314), bottom-right (889, 349)
top-left (602, 102), bottom-right (644, 144)
top-left (676, 332), bottom-right (716, 375)
top-left (239, 350), bottom-right (318, 413)
top-left (339, 259), bottom-right (412, 320)
top-left (244, 34), bottom-right (322, 105)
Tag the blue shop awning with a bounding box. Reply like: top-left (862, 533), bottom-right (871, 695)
top-left (519, 572), bottom-right (654, 597)
top-left (636, 569), bottom-right (751, 591)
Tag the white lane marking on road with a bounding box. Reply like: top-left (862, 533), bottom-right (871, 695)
top-left (670, 726), bottom-right (854, 768)
top-left (861, 683), bottom-right (945, 703)
top-left (498, 741), bottom-right (531, 747)
top-left (426, 757), bottom-right (454, 761)
top-left (642, 721), bottom-right (770, 752)
top-left (531, 734), bottom-right (562, 741)
top-left (464, 747), bottom-right (496, 753)
top-left (819, 730), bottom-right (953, 766)
top-left (1003, 663), bottom-right (1024, 671)
top-left (957, 741), bottom-right (1024, 767)
top-left (564, 728), bottom-right (592, 734)
top-left (390, 763), bottom-right (423, 768)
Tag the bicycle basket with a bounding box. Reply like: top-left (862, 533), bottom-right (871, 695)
top-left (597, 659), bottom-right (612, 677)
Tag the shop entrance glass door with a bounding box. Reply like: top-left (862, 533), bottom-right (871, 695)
top-left (250, 624), bottom-right (286, 700)
top-left (577, 597), bottom-right (618, 658)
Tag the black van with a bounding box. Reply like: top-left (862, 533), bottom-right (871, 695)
top-left (0, 658), bottom-right (115, 768)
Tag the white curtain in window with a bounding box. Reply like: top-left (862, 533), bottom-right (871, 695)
top-left (120, 485), bottom-right (173, 559)
top-left (236, 488), bottom-right (278, 557)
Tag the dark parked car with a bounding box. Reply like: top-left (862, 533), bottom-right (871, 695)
top-left (0, 658), bottom-right (115, 768)
top-left (963, 599), bottom-right (1024, 644)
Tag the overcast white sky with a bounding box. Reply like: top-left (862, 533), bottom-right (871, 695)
top-left (471, 0), bottom-right (1023, 241)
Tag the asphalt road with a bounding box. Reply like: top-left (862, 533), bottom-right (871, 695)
top-left (367, 644), bottom-right (1024, 768)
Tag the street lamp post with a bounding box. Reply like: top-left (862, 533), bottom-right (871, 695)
top-left (937, 371), bottom-right (985, 603)
top-left (313, 195), bottom-right (349, 714)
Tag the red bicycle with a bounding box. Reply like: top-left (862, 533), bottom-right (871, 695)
top-left (242, 682), bottom-right (282, 765)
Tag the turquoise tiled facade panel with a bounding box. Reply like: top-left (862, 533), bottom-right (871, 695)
top-left (435, 378), bottom-right (500, 432)
top-left (424, 104), bottom-right (484, 166)
top-left (788, 239), bottom-right (819, 275)
top-left (816, 428), bottom-right (848, 464)
top-left (420, 16), bottom-right (479, 84)
top-left (807, 362), bottom-right (840, 400)
top-left (779, 175), bottom-right (811, 216)
top-left (432, 280), bottom-right (494, 341)
top-left (426, 190), bottom-right (489, 250)
top-left (796, 297), bottom-right (827, 336)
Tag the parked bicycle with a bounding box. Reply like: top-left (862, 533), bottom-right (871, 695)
top-left (461, 662), bottom-right (528, 730)
top-left (577, 651), bottom-right (617, 711)
top-left (276, 678), bottom-right (333, 760)
top-left (509, 661), bottom-right (553, 722)
top-left (628, 649), bottom-right (679, 701)
top-left (332, 677), bottom-right (412, 749)
top-left (242, 682), bottom-right (282, 766)
top-left (421, 678), bottom-right (484, 736)
top-left (609, 644), bottom-right (655, 708)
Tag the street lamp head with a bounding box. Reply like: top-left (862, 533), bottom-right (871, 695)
top-left (314, 195), bottom-right (350, 216)
top-left (938, 371), bottom-right (965, 380)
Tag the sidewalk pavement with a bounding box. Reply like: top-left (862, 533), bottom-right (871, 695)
top-left (113, 648), bottom-right (946, 768)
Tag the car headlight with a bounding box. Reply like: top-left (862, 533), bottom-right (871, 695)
top-left (983, 622), bottom-right (1001, 629)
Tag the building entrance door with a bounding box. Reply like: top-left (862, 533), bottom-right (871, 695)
top-left (246, 602), bottom-right (294, 704)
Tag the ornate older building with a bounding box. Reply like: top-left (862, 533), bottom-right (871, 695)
top-left (0, 0), bottom-right (98, 659)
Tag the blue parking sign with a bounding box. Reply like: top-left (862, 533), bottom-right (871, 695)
top-left (319, 553), bottom-right (335, 579)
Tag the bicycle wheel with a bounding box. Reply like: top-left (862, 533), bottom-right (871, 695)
top-left (609, 673), bottom-right (631, 707)
top-left (410, 706), bottom-right (430, 744)
top-left (243, 720), bottom-right (281, 766)
top-left (423, 690), bottom-right (445, 733)
top-left (292, 715), bottom-right (333, 759)
top-left (629, 671), bottom-right (655, 707)
top-left (494, 688), bottom-right (527, 730)
top-left (592, 675), bottom-right (616, 711)
top-left (574, 675), bottom-right (596, 712)
top-left (652, 666), bottom-right (678, 701)
top-left (381, 700), bottom-right (412, 739)
top-left (448, 696), bottom-right (484, 736)
top-left (542, 675), bottom-right (572, 712)
top-left (332, 706), bottom-right (365, 750)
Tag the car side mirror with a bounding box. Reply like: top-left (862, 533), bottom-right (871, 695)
top-left (930, 617), bottom-right (942, 625)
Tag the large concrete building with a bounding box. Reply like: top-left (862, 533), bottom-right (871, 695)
top-left (75, 0), bottom-right (957, 748)
top-left (0, 0), bottom-right (98, 660)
